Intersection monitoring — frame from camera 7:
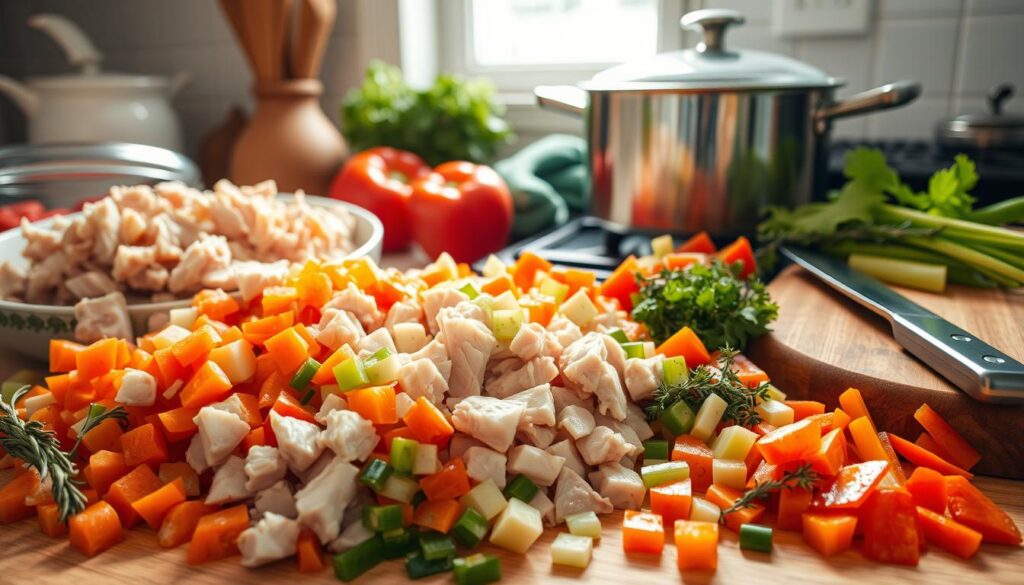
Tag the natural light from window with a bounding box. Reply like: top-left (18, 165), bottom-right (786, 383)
top-left (469, 0), bottom-right (659, 67)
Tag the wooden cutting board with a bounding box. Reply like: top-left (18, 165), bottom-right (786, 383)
top-left (748, 265), bottom-right (1024, 479)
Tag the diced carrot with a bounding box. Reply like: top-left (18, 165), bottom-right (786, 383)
top-left (293, 323), bottom-right (322, 358)
top-left (171, 324), bottom-right (222, 367)
top-left (157, 406), bottom-right (200, 442)
top-left (370, 279), bottom-right (407, 312)
top-left (121, 422), bottom-right (169, 467)
top-left (296, 528), bottom-right (326, 573)
top-left (158, 462), bottom-right (201, 497)
top-left (313, 346), bottom-right (351, 385)
top-left (131, 477), bottom-right (186, 530)
top-left (295, 272), bottom-right (333, 311)
top-left (347, 385), bottom-right (397, 425)
top-left (512, 251), bottom-right (552, 291)
top-left (706, 484), bottom-right (765, 532)
top-left (80, 418), bottom-right (125, 454)
top-left (916, 505), bottom-right (983, 559)
top-left (220, 326), bottom-right (243, 344)
top-left (876, 432), bottom-right (907, 484)
top-left (69, 501), bottom-right (123, 557)
top-left (0, 469), bottom-right (40, 523)
top-left (599, 255), bottom-right (640, 311)
top-left (662, 252), bottom-right (703, 271)
top-left (674, 520), bottom-right (718, 570)
top-left (37, 502), bottom-right (67, 537)
top-left (258, 370), bottom-right (289, 410)
top-left (785, 400), bottom-right (826, 421)
top-left (420, 459), bottom-right (471, 501)
top-left (717, 236), bottom-right (757, 278)
top-left (622, 510), bottom-right (665, 555)
top-left (888, 433), bottom-right (972, 478)
top-left (413, 498), bottom-right (461, 533)
top-left (86, 450), bottom-right (129, 495)
top-left (744, 443), bottom-right (766, 479)
top-left (45, 373), bottom-right (71, 404)
top-left (403, 397), bottom-right (455, 446)
top-left (831, 407), bottom-right (852, 431)
top-left (776, 486), bottom-right (813, 531)
top-left (242, 426), bottom-right (268, 452)
top-left (726, 353), bottom-right (769, 388)
top-left (158, 500), bottom-right (218, 549)
top-left (656, 326), bottom-right (711, 367)
top-left (915, 431), bottom-right (955, 462)
top-left (187, 504), bottom-right (250, 564)
top-left (905, 467), bottom-right (947, 514)
top-left (179, 361), bottom-right (233, 409)
top-left (677, 231), bottom-right (717, 255)
top-left (264, 326), bottom-right (310, 374)
top-left (114, 340), bottom-right (132, 369)
top-left (562, 268), bottom-right (596, 298)
top-left (801, 513), bottom-right (857, 557)
top-left (130, 347), bottom-right (154, 371)
top-left (838, 387), bottom-right (872, 424)
top-left (242, 311), bottom-right (295, 346)
top-left (756, 418), bottom-right (821, 465)
top-left (153, 347), bottom-right (189, 389)
top-left (272, 391), bottom-right (318, 425)
top-left (382, 426), bottom-right (417, 452)
top-left (913, 404), bottom-right (981, 471)
top-left (76, 338), bottom-right (119, 381)
top-left (649, 479), bottom-right (692, 528)
top-left (50, 339), bottom-right (84, 372)
top-left (813, 460), bottom-right (890, 510)
top-left (847, 416), bottom-right (887, 462)
top-left (671, 435), bottom-right (714, 492)
top-left (192, 288), bottom-right (240, 322)
top-left (103, 464), bottom-right (164, 527)
top-left (860, 488), bottom-right (920, 566)
top-left (805, 427), bottom-right (846, 476)
top-left (945, 475), bottom-right (1022, 545)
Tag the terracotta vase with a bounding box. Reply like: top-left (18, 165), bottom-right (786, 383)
top-left (230, 79), bottom-right (347, 195)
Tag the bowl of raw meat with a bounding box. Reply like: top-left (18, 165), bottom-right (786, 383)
top-left (0, 180), bottom-right (383, 361)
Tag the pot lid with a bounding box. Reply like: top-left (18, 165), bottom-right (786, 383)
top-left (29, 73), bottom-right (173, 90)
top-left (583, 9), bottom-right (840, 91)
top-left (937, 84), bottom-right (1024, 151)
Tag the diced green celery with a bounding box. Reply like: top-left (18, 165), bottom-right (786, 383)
top-left (379, 474), bottom-right (421, 503)
top-left (491, 309), bottom-right (523, 343)
top-left (502, 474), bottom-right (538, 502)
top-left (458, 282), bottom-right (480, 300)
top-left (607, 329), bottom-right (629, 344)
top-left (642, 439), bottom-right (669, 461)
top-left (565, 511), bottom-right (602, 539)
top-left (452, 507), bottom-right (489, 548)
top-left (289, 357), bottom-right (321, 390)
top-left (363, 504), bottom-right (405, 532)
top-left (333, 534), bottom-right (385, 581)
top-left (621, 342), bottom-right (646, 359)
top-left (419, 531), bottom-right (456, 561)
top-left (405, 551), bottom-right (454, 579)
top-left (333, 357), bottom-right (369, 391)
top-left (641, 461), bottom-right (690, 488)
top-left (538, 277), bottom-right (569, 303)
top-left (359, 458), bottom-right (393, 491)
top-left (453, 554), bottom-right (501, 585)
top-left (364, 346), bottom-right (393, 364)
top-left (659, 400), bottom-right (696, 435)
top-left (2, 369), bottom-right (42, 402)
top-left (739, 523), bottom-right (773, 553)
top-left (391, 437), bottom-right (420, 474)
top-left (662, 356), bottom-right (688, 385)
top-left (366, 354), bottom-right (400, 385)
top-left (383, 526), bottom-right (420, 559)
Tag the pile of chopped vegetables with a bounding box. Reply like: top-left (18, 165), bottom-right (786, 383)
top-left (0, 237), bottom-right (1019, 581)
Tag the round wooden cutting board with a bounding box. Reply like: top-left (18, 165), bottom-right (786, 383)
top-left (748, 265), bottom-right (1024, 479)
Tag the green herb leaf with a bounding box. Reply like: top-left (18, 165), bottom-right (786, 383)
top-left (720, 464), bottom-right (819, 519)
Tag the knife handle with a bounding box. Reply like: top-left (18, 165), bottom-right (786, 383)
top-left (891, 314), bottom-right (1024, 404)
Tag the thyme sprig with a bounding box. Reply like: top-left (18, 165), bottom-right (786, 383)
top-left (720, 463), bottom-right (820, 519)
top-left (69, 402), bottom-right (130, 459)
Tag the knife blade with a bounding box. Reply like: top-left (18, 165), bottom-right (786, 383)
top-left (781, 246), bottom-right (1024, 405)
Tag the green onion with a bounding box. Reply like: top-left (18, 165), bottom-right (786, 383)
top-left (453, 554), bottom-right (501, 585)
top-left (458, 282), bottom-right (480, 300)
top-left (405, 551), bottom-right (454, 580)
top-left (300, 388), bottom-right (316, 405)
top-left (359, 458), bottom-right (394, 492)
top-left (383, 526), bottom-right (420, 559)
top-left (391, 437), bottom-right (420, 474)
top-left (739, 523), bottom-right (773, 553)
top-left (452, 507), bottom-right (489, 548)
top-left (659, 400), bottom-right (695, 435)
top-left (333, 357), bottom-right (369, 391)
top-left (662, 356), bottom-right (688, 385)
top-left (607, 329), bottom-right (629, 344)
top-left (363, 504), bottom-right (405, 532)
top-left (502, 474), bottom-right (538, 502)
top-left (641, 461), bottom-right (690, 488)
top-left (289, 357), bottom-right (321, 390)
top-left (621, 342), bottom-right (646, 359)
top-left (642, 440), bottom-right (669, 461)
top-left (419, 531), bottom-right (456, 561)
top-left (333, 534), bottom-right (385, 581)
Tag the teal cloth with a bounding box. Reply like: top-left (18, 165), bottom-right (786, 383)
top-left (495, 134), bottom-right (588, 240)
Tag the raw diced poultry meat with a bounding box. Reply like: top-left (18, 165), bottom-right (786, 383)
top-left (201, 267), bottom-right (236, 291)
top-left (25, 252), bottom-right (66, 303)
top-left (529, 490), bottom-right (556, 527)
top-left (325, 283), bottom-right (383, 331)
top-left (624, 403), bottom-right (655, 441)
top-left (130, 265), bottom-right (169, 292)
top-left (318, 410), bottom-right (379, 462)
top-left (509, 322), bottom-right (563, 362)
top-left (553, 467), bottom-right (613, 523)
top-left (624, 355), bottom-right (664, 402)
top-left (330, 520), bottom-right (375, 553)
top-left (168, 235), bottom-right (232, 294)
top-left (209, 188), bottom-right (249, 241)
top-left (547, 314), bottom-right (582, 348)
top-left (508, 445), bottom-right (565, 487)
top-left (255, 480), bottom-right (297, 519)
top-left (588, 462), bottom-right (644, 510)
top-left (557, 405), bottom-right (595, 440)
top-left (150, 215), bottom-right (183, 263)
top-left (356, 328), bottom-right (397, 357)
top-left (551, 385), bottom-right (591, 414)
top-left (19, 218), bottom-right (61, 262)
top-left (438, 310), bottom-right (495, 398)
top-left (244, 445), bottom-right (288, 492)
top-left (209, 394), bottom-right (250, 421)
top-left (111, 245), bottom-right (155, 284)
top-left (295, 457), bottom-right (359, 544)
top-left (185, 435), bottom-right (209, 474)
top-left (385, 299), bottom-right (423, 331)
top-left (546, 439), bottom-right (587, 478)
top-left (73, 291), bottom-right (132, 343)
top-left (463, 446), bottom-right (508, 488)
top-left (119, 207), bottom-right (147, 244)
top-left (0, 262), bottom-right (26, 299)
top-left (594, 412), bottom-right (644, 459)
top-left (421, 287), bottom-right (469, 334)
top-left (110, 184), bottom-right (160, 216)
top-left (114, 368), bottom-right (156, 407)
top-left (396, 358), bottom-right (449, 403)
top-left (206, 455), bottom-right (252, 504)
top-left (449, 435), bottom-right (486, 460)
top-left (516, 424), bottom-right (557, 450)
top-left (316, 309), bottom-right (365, 352)
top-left (484, 357), bottom-right (559, 399)
top-left (234, 260), bottom-right (289, 301)
top-left (504, 384), bottom-right (556, 427)
top-left (395, 392), bottom-right (415, 418)
top-left (560, 333), bottom-right (629, 421)
top-left (575, 426), bottom-right (636, 466)
top-left (315, 393), bottom-right (347, 425)
top-left (64, 271), bottom-right (117, 299)
top-left (194, 405), bottom-right (250, 466)
top-left (451, 396), bottom-right (525, 452)
top-left (270, 411), bottom-right (323, 473)
top-left (585, 307), bottom-right (628, 335)
top-left (410, 338), bottom-right (452, 379)
top-left (238, 511), bottom-right (300, 568)
top-left (85, 197), bottom-right (121, 264)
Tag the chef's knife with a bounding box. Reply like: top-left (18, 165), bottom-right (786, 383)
top-left (781, 246), bottom-right (1024, 405)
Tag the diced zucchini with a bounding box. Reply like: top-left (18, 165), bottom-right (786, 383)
top-left (359, 458), bottom-right (393, 491)
top-left (711, 425), bottom-right (759, 460)
top-left (690, 393), bottom-right (728, 441)
top-left (333, 357), bottom-right (369, 391)
top-left (453, 554), bottom-right (501, 585)
top-left (662, 356), bottom-right (689, 385)
top-left (739, 523), bottom-right (773, 553)
top-left (363, 504), bottom-right (405, 532)
top-left (458, 282), bottom-right (480, 300)
top-left (689, 496), bottom-right (722, 523)
top-left (641, 461), bottom-right (690, 488)
top-left (412, 443), bottom-right (440, 475)
top-left (405, 551), bottom-right (454, 580)
top-left (621, 342), bottom-right (646, 359)
top-left (503, 474), bottom-right (539, 502)
top-left (557, 289), bottom-right (599, 327)
top-left (333, 534), bottom-right (385, 581)
top-left (551, 533), bottom-right (593, 568)
top-left (491, 309), bottom-right (523, 343)
top-left (382, 526), bottom-right (420, 559)
top-left (659, 400), bottom-right (696, 436)
top-left (460, 479), bottom-right (508, 521)
top-left (489, 498), bottom-right (543, 554)
top-left (754, 399), bottom-right (795, 427)
top-left (711, 459), bottom-right (748, 490)
top-left (651, 234), bottom-right (674, 258)
top-left (452, 507), bottom-right (489, 548)
top-left (379, 474), bottom-right (421, 503)
top-left (419, 531), bottom-right (456, 561)
top-left (538, 277), bottom-right (569, 303)
top-left (643, 439), bottom-right (669, 461)
top-left (607, 329), bottom-right (629, 344)
top-left (565, 511), bottom-right (602, 539)
top-left (391, 437), bottom-right (420, 474)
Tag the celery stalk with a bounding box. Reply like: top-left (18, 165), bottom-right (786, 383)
top-left (848, 254), bottom-right (947, 293)
top-left (879, 205), bottom-right (1024, 249)
top-left (904, 236), bottom-right (1024, 283)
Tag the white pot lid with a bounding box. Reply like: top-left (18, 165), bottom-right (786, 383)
top-left (29, 73), bottom-right (172, 90)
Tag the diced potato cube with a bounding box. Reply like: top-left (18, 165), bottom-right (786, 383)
top-left (208, 339), bottom-right (257, 385)
top-left (150, 324), bottom-right (191, 350)
top-left (482, 255), bottom-right (507, 278)
top-left (765, 384), bottom-right (788, 403)
top-left (711, 425), bottom-right (759, 460)
top-left (651, 235), bottom-right (674, 258)
top-left (460, 479), bottom-right (508, 521)
top-left (558, 289), bottom-right (599, 327)
top-left (565, 511), bottom-right (602, 539)
top-left (712, 459), bottom-right (747, 490)
top-left (169, 307), bottom-right (199, 329)
top-left (754, 399), bottom-right (795, 427)
top-left (393, 323), bottom-right (428, 354)
top-left (379, 474), bottom-right (419, 503)
top-left (690, 393), bottom-right (727, 442)
top-left (492, 291), bottom-right (519, 312)
top-left (413, 443), bottom-right (440, 475)
top-left (551, 533), bottom-right (593, 568)
top-left (492, 309), bottom-right (523, 343)
top-left (689, 495), bottom-right (722, 523)
top-left (642, 341), bottom-right (656, 358)
top-left (489, 497), bottom-right (543, 554)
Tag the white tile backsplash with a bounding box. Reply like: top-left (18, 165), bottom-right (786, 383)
top-left (965, 0), bottom-right (1024, 15)
top-left (795, 37), bottom-right (874, 98)
top-left (866, 97), bottom-right (950, 139)
top-left (877, 0), bottom-right (963, 18)
top-left (875, 17), bottom-right (959, 96)
top-left (956, 14), bottom-right (1024, 97)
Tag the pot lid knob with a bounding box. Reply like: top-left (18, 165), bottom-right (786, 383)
top-left (680, 9), bottom-right (745, 53)
top-left (987, 83), bottom-right (1014, 116)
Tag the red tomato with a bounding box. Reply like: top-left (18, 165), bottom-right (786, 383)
top-left (0, 209), bottom-right (20, 232)
top-left (409, 161), bottom-right (513, 263)
top-left (717, 236), bottom-right (757, 278)
top-left (328, 147), bottom-right (431, 252)
top-left (4, 200), bottom-right (45, 221)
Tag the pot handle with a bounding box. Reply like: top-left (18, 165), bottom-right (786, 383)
top-left (815, 80), bottom-right (921, 132)
top-left (535, 85), bottom-right (587, 117)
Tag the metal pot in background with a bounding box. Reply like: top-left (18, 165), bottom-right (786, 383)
top-left (536, 9), bottom-right (921, 238)
top-left (937, 84), bottom-right (1024, 153)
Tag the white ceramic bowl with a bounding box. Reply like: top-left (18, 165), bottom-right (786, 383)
top-left (0, 194), bottom-right (383, 362)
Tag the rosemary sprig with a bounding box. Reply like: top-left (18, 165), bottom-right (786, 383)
top-left (720, 463), bottom-right (819, 518)
top-left (68, 402), bottom-right (130, 459)
top-left (0, 386), bottom-right (128, 522)
top-left (645, 348), bottom-right (772, 427)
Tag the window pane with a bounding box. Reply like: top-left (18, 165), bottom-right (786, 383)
top-left (470, 0), bottom-right (659, 66)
